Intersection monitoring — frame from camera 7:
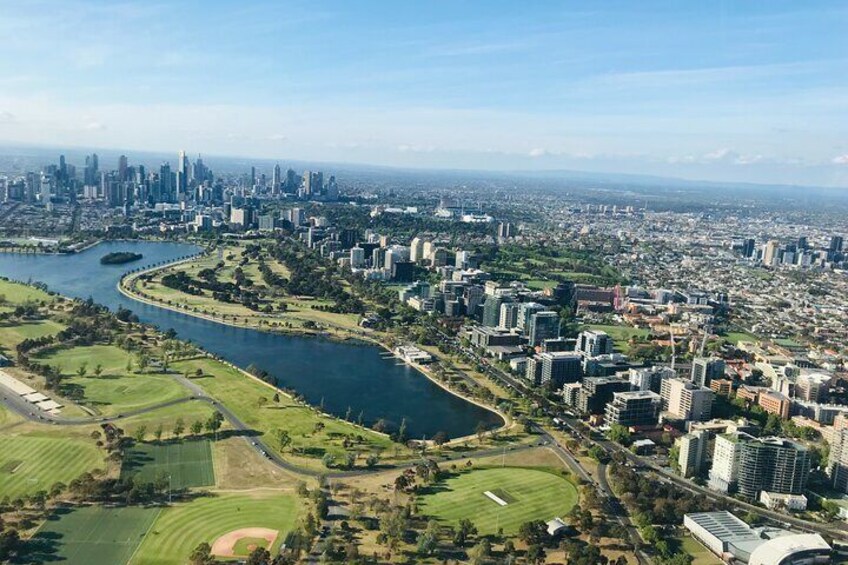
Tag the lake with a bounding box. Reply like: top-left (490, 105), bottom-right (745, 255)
top-left (0, 240), bottom-right (503, 438)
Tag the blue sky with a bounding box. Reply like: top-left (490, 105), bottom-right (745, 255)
top-left (0, 0), bottom-right (847, 186)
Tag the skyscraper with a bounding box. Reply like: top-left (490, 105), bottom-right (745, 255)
top-left (272, 164), bottom-right (282, 193)
top-left (177, 150), bottom-right (188, 199)
top-left (737, 437), bottom-right (810, 500)
top-left (691, 357), bottom-right (726, 388)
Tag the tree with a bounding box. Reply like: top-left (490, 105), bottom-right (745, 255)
top-left (475, 421), bottom-right (487, 444)
top-left (607, 424), bottom-right (632, 446)
top-left (468, 538), bottom-right (491, 564)
top-left (190, 420), bottom-right (203, 436)
top-left (453, 518), bottom-right (477, 547)
top-left (173, 418), bottom-right (185, 439)
top-left (189, 542), bottom-right (213, 565)
top-left (154, 423), bottom-right (164, 442)
top-left (76, 362), bottom-right (88, 377)
top-left (245, 546), bottom-right (271, 565)
top-left (397, 418), bottom-right (407, 443)
top-left (432, 430), bottom-right (449, 446)
top-left (518, 520), bottom-right (549, 546)
top-left (275, 429), bottom-right (292, 453)
top-left (93, 364), bottom-right (103, 377)
top-left (134, 425), bottom-right (147, 443)
top-left (526, 543), bottom-right (546, 564)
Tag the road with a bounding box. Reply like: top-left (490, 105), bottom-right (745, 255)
top-left (0, 372), bottom-right (541, 480)
top-left (431, 328), bottom-right (848, 542)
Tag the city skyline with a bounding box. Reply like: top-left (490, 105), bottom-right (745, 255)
top-left (0, 1), bottom-right (847, 187)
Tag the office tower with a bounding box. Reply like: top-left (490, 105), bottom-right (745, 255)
top-left (410, 238), bottom-right (425, 263)
top-left (797, 236), bottom-right (808, 250)
top-left (371, 247), bottom-right (383, 269)
top-left (528, 311), bottom-right (560, 346)
top-left (630, 366), bottom-right (675, 393)
top-left (325, 175), bottom-right (338, 200)
top-left (737, 438), bottom-right (810, 500)
top-left (691, 357), bottom-right (726, 388)
top-left (576, 330), bottom-right (614, 357)
top-left (762, 240), bottom-right (780, 266)
top-left (678, 430), bottom-right (709, 478)
top-left (709, 433), bottom-right (744, 493)
top-left (272, 164), bottom-right (281, 193)
top-left (430, 247), bottom-right (448, 267)
top-left (660, 377), bottom-right (713, 421)
top-left (455, 250), bottom-right (471, 269)
top-left (250, 166), bottom-right (256, 187)
top-left (517, 302), bottom-right (546, 332)
top-left (285, 168), bottom-right (297, 192)
top-left (742, 238), bottom-right (755, 258)
top-left (482, 295), bottom-right (509, 328)
top-left (118, 155), bottom-right (128, 181)
top-left (158, 162), bottom-right (173, 202)
top-left (604, 390), bottom-right (661, 427)
top-left (422, 241), bottom-right (435, 261)
top-left (499, 302), bottom-right (520, 330)
top-left (526, 352), bottom-right (581, 388)
top-left (350, 246), bottom-right (365, 268)
top-left (830, 235), bottom-right (844, 253)
top-left (577, 376), bottom-right (631, 415)
top-left (497, 222), bottom-right (514, 239)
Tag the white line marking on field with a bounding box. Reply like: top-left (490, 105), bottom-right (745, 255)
top-left (483, 491), bottom-right (508, 506)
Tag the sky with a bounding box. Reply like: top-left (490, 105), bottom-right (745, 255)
top-left (0, 0), bottom-right (847, 186)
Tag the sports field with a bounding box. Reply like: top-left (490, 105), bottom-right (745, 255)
top-left (419, 467), bottom-right (578, 535)
top-left (131, 490), bottom-right (300, 565)
top-left (28, 505), bottom-right (160, 565)
top-left (0, 278), bottom-right (53, 305)
top-left (0, 434), bottom-right (103, 498)
top-left (122, 439), bottom-right (215, 489)
top-left (37, 344), bottom-right (190, 416)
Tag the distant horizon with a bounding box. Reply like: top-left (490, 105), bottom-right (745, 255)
top-left (0, 2), bottom-right (846, 187)
top-left (1, 139), bottom-right (847, 193)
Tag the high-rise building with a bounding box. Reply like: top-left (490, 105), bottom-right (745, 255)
top-left (177, 150), bottom-right (189, 199)
top-left (576, 330), bottom-right (614, 357)
top-left (742, 238), bottom-right (755, 258)
top-left (528, 311), bottom-right (560, 346)
top-left (691, 357), bottom-right (726, 388)
top-left (630, 366), bottom-right (675, 393)
top-left (499, 302), bottom-right (520, 330)
top-left (271, 164), bottom-right (281, 192)
top-left (737, 437), bottom-right (811, 500)
top-left (708, 432), bottom-right (744, 493)
top-left (829, 235), bottom-right (844, 253)
top-left (118, 155), bottom-right (128, 181)
top-left (350, 246), bottom-right (365, 268)
top-left (660, 377), bottom-right (714, 421)
top-left (795, 372), bottom-right (831, 403)
top-left (828, 429), bottom-right (848, 493)
top-left (497, 222), bottom-right (515, 239)
top-left (482, 295), bottom-right (510, 328)
top-left (762, 240), bottom-right (780, 266)
top-left (576, 376), bottom-right (631, 415)
top-left (678, 430), bottom-right (709, 478)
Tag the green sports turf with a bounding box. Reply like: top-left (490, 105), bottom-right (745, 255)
top-left (232, 537), bottom-right (270, 556)
top-left (121, 439), bottom-right (214, 489)
top-left (27, 505), bottom-right (160, 565)
top-left (419, 467), bottom-right (578, 535)
top-left (131, 491), bottom-right (299, 565)
top-left (0, 435), bottom-right (103, 498)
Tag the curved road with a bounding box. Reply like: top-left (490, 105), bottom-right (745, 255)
top-left (0, 372), bottom-right (540, 480)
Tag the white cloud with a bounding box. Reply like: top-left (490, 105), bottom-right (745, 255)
top-left (0, 111), bottom-right (16, 123)
top-left (268, 133), bottom-right (287, 141)
top-left (833, 154), bottom-right (848, 165)
top-left (83, 121), bottom-right (106, 131)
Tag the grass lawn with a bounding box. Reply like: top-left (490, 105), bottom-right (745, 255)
top-left (131, 490), bottom-right (300, 565)
top-left (0, 278), bottom-right (54, 304)
top-left (36, 345), bottom-right (190, 416)
top-left (121, 439), bottom-right (215, 489)
top-left (0, 432), bottom-right (104, 498)
top-left (119, 401), bottom-right (218, 441)
top-left (723, 331), bottom-right (758, 345)
top-left (677, 536), bottom-right (721, 565)
top-left (0, 319), bottom-right (65, 351)
top-left (418, 467), bottom-right (578, 535)
top-left (585, 324), bottom-right (650, 352)
top-left (28, 505), bottom-right (160, 565)
top-left (170, 358), bottom-right (395, 468)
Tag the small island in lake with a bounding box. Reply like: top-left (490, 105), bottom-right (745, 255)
top-left (100, 251), bottom-right (143, 265)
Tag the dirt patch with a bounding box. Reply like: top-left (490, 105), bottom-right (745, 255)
top-left (211, 527), bottom-right (278, 557)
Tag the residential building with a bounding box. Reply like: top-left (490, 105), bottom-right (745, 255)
top-left (737, 437), bottom-right (811, 500)
top-left (660, 377), bottom-right (714, 421)
top-left (678, 429), bottom-right (709, 478)
top-left (691, 357), bottom-right (726, 387)
top-left (576, 329), bottom-right (614, 357)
